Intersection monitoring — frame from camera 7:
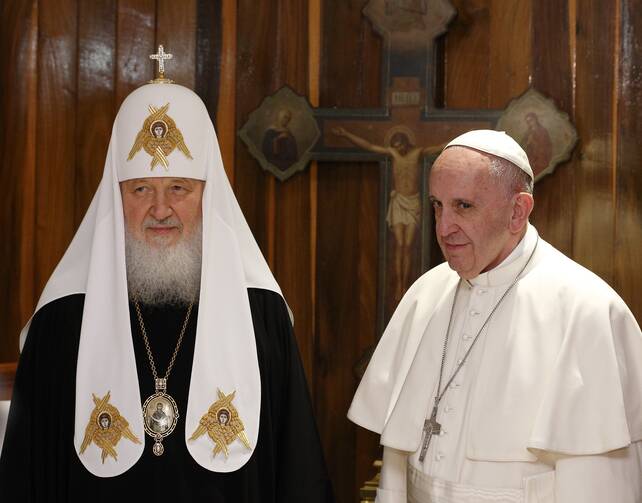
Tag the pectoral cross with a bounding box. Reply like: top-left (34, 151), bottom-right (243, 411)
top-left (418, 405), bottom-right (441, 462)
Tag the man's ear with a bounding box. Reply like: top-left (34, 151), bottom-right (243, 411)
top-left (509, 192), bottom-right (534, 234)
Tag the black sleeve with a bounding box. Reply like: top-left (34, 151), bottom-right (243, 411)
top-left (248, 289), bottom-right (335, 503)
top-left (0, 317), bottom-right (36, 500)
top-left (0, 295), bottom-right (83, 501)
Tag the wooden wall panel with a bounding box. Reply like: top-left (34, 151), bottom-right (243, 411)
top-left (156, 0), bottom-right (197, 89)
top-left (195, 0), bottom-right (222, 124)
top-left (614, 0), bottom-right (642, 313)
top-left (76, 0), bottom-right (116, 224)
top-left (572, 0), bottom-right (617, 283)
top-left (272, 0), bottom-right (314, 383)
top-left (445, 0), bottom-right (491, 108)
top-left (35, 0), bottom-right (78, 298)
top-left (115, 0), bottom-right (156, 105)
top-left (529, 0), bottom-right (575, 256)
top-left (0, 0), bottom-right (38, 362)
top-left (234, 0), bottom-right (279, 254)
top-left (488, 0), bottom-right (531, 108)
top-left (353, 158), bottom-right (381, 499)
top-left (446, 0), bottom-right (530, 108)
top-left (215, 0), bottom-right (237, 183)
top-left (318, 2), bottom-right (381, 501)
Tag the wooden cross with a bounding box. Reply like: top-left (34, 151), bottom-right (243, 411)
top-left (150, 45), bottom-right (173, 77)
top-left (313, 0), bottom-right (502, 334)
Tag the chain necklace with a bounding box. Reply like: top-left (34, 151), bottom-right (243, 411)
top-left (418, 236), bottom-right (539, 462)
top-left (135, 301), bottom-right (193, 456)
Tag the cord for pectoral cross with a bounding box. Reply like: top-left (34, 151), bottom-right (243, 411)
top-left (418, 283), bottom-right (460, 463)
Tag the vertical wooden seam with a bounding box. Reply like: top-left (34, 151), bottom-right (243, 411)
top-left (569, 0), bottom-right (577, 116)
top-left (217, 0), bottom-right (237, 185)
top-left (73, 0), bottom-right (81, 225)
top-left (265, 0), bottom-right (283, 270)
top-left (568, 0), bottom-right (577, 258)
top-left (267, 177), bottom-right (276, 268)
top-left (611, 0), bottom-right (621, 248)
top-left (19, 0), bottom-right (39, 327)
top-left (309, 0), bottom-right (321, 397)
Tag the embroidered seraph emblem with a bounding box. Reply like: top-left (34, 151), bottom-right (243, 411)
top-left (79, 391), bottom-right (141, 463)
top-left (189, 389), bottom-right (252, 459)
top-left (127, 103), bottom-right (193, 170)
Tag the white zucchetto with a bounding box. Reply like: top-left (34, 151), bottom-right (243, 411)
top-left (445, 129), bottom-right (534, 180)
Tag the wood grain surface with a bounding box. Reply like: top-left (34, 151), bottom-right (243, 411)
top-left (1, 2), bottom-right (642, 501)
top-left (0, 0), bottom-right (38, 362)
top-left (614, 0), bottom-right (642, 317)
top-left (317, 2), bottom-right (382, 500)
top-left (76, 0), bottom-right (116, 224)
top-left (572, 0), bottom-right (617, 283)
top-left (35, 0), bottom-right (78, 301)
top-left (529, 0), bottom-right (575, 256)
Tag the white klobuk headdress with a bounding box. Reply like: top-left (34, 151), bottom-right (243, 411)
top-left (20, 81), bottom-right (285, 476)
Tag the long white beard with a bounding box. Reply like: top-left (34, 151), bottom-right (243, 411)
top-left (125, 221), bottom-right (202, 306)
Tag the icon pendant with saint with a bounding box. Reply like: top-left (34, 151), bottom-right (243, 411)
top-left (142, 392), bottom-right (179, 456)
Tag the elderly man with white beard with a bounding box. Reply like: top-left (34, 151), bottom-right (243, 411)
top-left (349, 130), bottom-right (642, 503)
top-left (0, 61), bottom-right (333, 502)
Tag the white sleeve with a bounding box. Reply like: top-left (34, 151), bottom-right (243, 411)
top-left (555, 442), bottom-right (642, 502)
top-left (376, 446), bottom-right (408, 503)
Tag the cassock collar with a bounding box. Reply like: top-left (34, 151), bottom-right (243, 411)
top-left (466, 224), bottom-right (538, 288)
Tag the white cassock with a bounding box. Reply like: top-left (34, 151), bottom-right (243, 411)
top-left (349, 224), bottom-right (642, 502)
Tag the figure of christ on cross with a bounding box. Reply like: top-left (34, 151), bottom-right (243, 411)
top-left (332, 126), bottom-right (441, 303)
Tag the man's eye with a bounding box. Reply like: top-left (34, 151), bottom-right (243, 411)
top-left (134, 186), bottom-right (148, 193)
top-left (431, 200), bottom-right (441, 208)
top-left (458, 202), bottom-right (472, 209)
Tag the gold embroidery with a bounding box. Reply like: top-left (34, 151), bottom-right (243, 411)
top-left (189, 389), bottom-right (251, 458)
top-left (79, 391), bottom-right (141, 463)
top-left (127, 103), bottom-right (193, 170)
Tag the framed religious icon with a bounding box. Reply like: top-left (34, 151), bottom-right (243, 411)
top-left (497, 87), bottom-right (578, 181)
top-left (238, 86), bottom-right (320, 181)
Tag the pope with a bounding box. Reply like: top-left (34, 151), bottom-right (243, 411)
top-left (349, 130), bottom-right (642, 503)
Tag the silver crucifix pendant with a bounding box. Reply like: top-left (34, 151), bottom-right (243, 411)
top-left (418, 406), bottom-right (441, 462)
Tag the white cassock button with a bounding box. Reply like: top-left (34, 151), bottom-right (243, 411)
top-left (469, 309), bottom-right (480, 316)
top-left (477, 289), bottom-right (487, 295)
top-left (440, 427), bottom-right (447, 436)
top-left (457, 358), bottom-right (464, 365)
top-left (444, 405), bottom-right (454, 413)
top-left (462, 334), bottom-right (472, 341)
top-left (450, 382), bottom-right (461, 389)
top-left (435, 452), bottom-right (445, 461)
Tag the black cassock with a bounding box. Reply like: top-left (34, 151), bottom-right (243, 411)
top-left (0, 288), bottom-right (334, 502)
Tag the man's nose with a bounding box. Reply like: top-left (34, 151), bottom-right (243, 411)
top-left (435, 209), bottom-right (456, 237)
top-left (149, 192), bottom-right (173, 221)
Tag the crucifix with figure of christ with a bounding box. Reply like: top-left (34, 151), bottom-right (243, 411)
top-left (314, 0), bottom-right (501, 329)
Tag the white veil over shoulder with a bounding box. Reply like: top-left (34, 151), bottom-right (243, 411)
top-left (21, 83), bottom-right (285, 476)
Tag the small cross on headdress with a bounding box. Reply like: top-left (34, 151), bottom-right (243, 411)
top-left (149, 45), bottom-right (174, 84)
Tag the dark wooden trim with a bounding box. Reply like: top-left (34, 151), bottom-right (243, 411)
top-left (195, 0), bottom-right (221, 124)
top-left (0, 362), bottom-right (17, 401)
